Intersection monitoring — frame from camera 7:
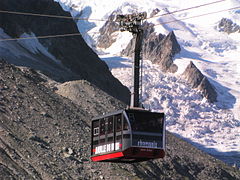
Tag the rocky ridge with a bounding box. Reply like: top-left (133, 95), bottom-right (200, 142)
top-left (121, 22), bottom-right (180, 73)
top-left (182, 61), bottom-right (217, 103)
top-left (218, 18), bottom-right (240, 34)
top-left (1, 60), bottom-right (240, 179)
top-left (0, 0), bottom-right (130, 104)
top-left (97, 10), bottom-right (217, 102)
top-left (97, 10), bottom-right (121, 49)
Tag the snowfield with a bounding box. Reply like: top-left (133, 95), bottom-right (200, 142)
top-left (55, 0), bottom-right (240, 166)
top-left (56, 0), bottom-right (240, 166)
top-left (102, 56), bottom-right (240, 156)
top-left (0, 28), bottom-right (61, 64)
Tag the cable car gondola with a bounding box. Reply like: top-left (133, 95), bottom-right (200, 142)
top-left (91, 108), bottom-right (165, 163)
top-left (91, 12), bottom-right (166, 163)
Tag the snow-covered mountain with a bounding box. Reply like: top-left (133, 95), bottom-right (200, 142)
top-left (56, 0), bottom-right (240, 166)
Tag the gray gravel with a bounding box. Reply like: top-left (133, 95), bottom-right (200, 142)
top-left (0, 60), bottom-right (239, 179)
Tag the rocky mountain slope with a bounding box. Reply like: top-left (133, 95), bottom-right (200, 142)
top-left (0, 0), bottom-right (130, 104)
top-left (1, 60), bottom-right (240, 179)
top-left (1, 0), bottom-right (240, 178)
top-left (55, 0), bottom-right (240, 168)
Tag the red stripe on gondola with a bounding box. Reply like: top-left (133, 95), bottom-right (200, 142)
top-left (91, 152), bottom-right (124, 161)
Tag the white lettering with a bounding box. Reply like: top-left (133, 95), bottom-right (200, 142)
top-left (115, 142), bottom-right (120, 150)
top-left (95, 142), bottom-right (121, 154)
top-left (107, 144), bottom-right (110, 152)
top-left (137, 140), bottom-right (158, 148)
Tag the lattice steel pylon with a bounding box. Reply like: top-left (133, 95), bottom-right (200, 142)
top-left (116, 12), bottom-right (147, 108)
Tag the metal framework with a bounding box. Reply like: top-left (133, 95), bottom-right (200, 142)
top-left (116, 12), bottom-right (147, 108)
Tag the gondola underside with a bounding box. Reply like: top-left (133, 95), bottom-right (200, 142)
top-left (91, 147), bottom-right (165, 163)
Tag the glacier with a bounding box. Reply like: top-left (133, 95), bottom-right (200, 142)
top-left (53, 0), bottom-right (240, 167)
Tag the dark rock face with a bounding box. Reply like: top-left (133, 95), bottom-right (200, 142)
top-left (153, 31), bottom-right (181, 72)
top-left (0, 0), bottom-right (130, 104)
top-left (121, 22), bottom-right (159, 59)
top-left (182, 62), bottom-right (205, 88)
top-left (121, 21), bottom-right (181, 72)
top-left (97, 11), bottom-right (120, 49)
top-left (96, 11), bottom-right (181, 73)
top-left (182, 61), bottom-right (217, 103)
top-left (218, 18), bottom-right (240, 34)
top-left (0, 60), bottom-right (240, 179)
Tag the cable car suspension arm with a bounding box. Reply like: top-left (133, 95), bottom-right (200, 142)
top-left (115, 12), bottom-right (147, 108)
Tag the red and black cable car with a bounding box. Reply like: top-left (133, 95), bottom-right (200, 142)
top-left (91, 12), bottom-right (166, 163)
top-left (91, 108), bottom-right (165, 163)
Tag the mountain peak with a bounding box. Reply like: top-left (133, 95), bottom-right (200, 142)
top-left (182, 61), bottom-right (217, 102)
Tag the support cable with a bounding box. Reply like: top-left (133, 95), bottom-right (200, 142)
top-left (0, 9), bottom-right (106, 21)
top-left (0, 32), bottom-right (82, 42)
top-left (146, 0), bottom-right (226, 20)
top-left (0, 31), bottom-right (102, 42)
top-left (0, 6), bottom-right (239, 42)
top-left (0, 0), bottom-right (227, 22)
top-left (152, 6), bottom-right (240, 27)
